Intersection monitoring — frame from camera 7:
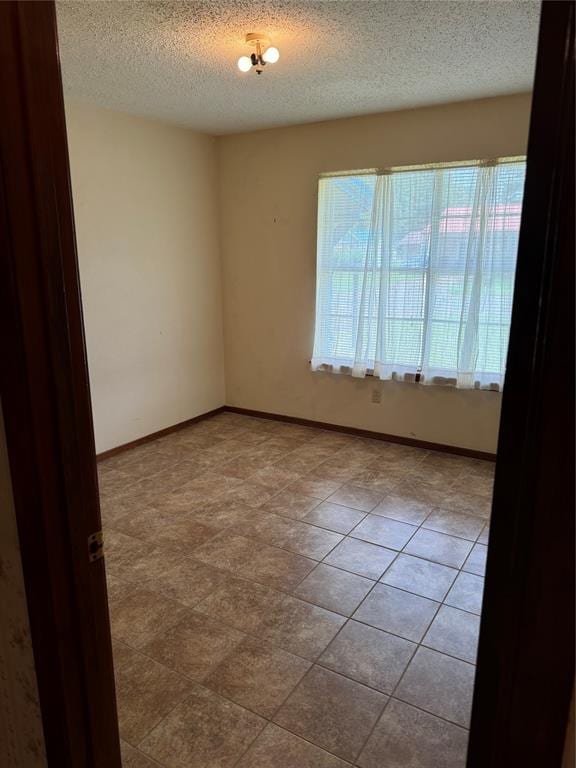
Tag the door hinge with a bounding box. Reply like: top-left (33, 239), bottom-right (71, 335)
top-left (88, 530), bottom-right (104, 562)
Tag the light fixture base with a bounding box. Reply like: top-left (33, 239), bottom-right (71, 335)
top-left (245, 32), bottom-right (269, 48)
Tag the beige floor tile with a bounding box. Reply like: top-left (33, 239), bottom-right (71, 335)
top-left (407, 464), bottom-right (462, 489)
top-left (115, 649), bottom-right (194, 746)
top-left (450, 473), bottom-right (495, 498)
top-left (113, 506), bottom-right (218, 555)
top-left (302, 501), bottom-right (366, 533)
top-left (201, 440), bottom-right (250, 462)
top-left (169, 432), bottom-right (225, 451)
top-left (106, 543), bottom-right (185, 585)
top-left (380, 553), bottom-right (458, 601)
top-left (353, 584), bottom-right (439, 642)
top-left (320, 620), bottom-right (415, 693)
top-left (294, 564), bottom-right (374, 616)
top-left (444, 572), bottom-right (484, 614)
top-left (274, 666), bottom-right (387, 762)
top-left (229, 509), bottom-right (295, 543)
top-left (98, 468), bottom-right (137, 497)
top-left (239, 540), bottom-right (317, 590)
top-left (310, 463), bottom-right (362, 483)
top-left (261, 435), bottom-right (307, 454)
top-left (310, 432), bottom-right (356, 451)
top-left (477, 524), bottom-right (490, 545)
top-left (423, 508), bottom-right (485, 541)
top-left (324, 537), bottom-right (397, 580)
top-left (139, 685), bottom-right (266, 768)
top-left (218, 455), bottom-right (269, 479)
top-left (143, 612), bottom-right (245, 681)
top-left (261, 489), bottom-right (321, 520)
top-left (205, 637), bottom-right (310, 717)
top-left (463, 543), bottom-right (488, 575)
top-left (102, 415), bottom-right (478, 767)
top-left (151, 460), bottom-right (205, 490)
top-left (465, 458), bottom-right (496, 479)
top-left (350, 515), bottom-right (417, 550)
top-left (99, 494), bottom-right (132, 528)
top-left (288, 476), bottom-right (343, 500)
top-left (169, 472), bottom-right (244, 507)
top-left (187, 499), bottom-right (259, 529)
top-left (280, 521), bottom-right (343, 560)
top-left (223, 480), bottom-right (277, 507)
top-left (195, 576), bottom-right (283, 633)
top-left (110, 589), bottom-right (190, 649)
top-left (404, 529), bottom-right (473, 569)
top-left (112, 638), bottom-right (137, 672)
top-left (249, 465), bottom-right (302, 490)
top-left (395, 647), bottom-right (475, 727)
top-left (326, 484), bottom-right (384, 512)
top-left (357, 699), bottom-right (469, 768)
top-left (237, 723), bottom-right (351, 768)
top-left (259, 594), bottom-right (346, 659)
top-left (120, 479), bottom-right (178, 509)
top-left (121, 740), bottom-right (163, 768)
top-left (423, 605), bottom-right (480, 663)
top-left (148, 558), bottom-right (228, 608)
top-left (273, 452), bottom-right (324, 475)
top-left (106, 572), bottom-right (137, 605)
top-left (105, 529), bottom-right (149, 564)
top-left (191, 531), bottom-right (257, 572)
top-left (241, 444), bottom-right (286, 465)
top-left (116, 454), bottom-right (175, 484)
top-left (440, 489), bottom-right (492, 519)
top-left (109, 441), bottom-right (164, 467)
top-left (350, 469), bottom-right (400, 494)
top-left (394, 481), bottom-right (446, 507)
top-left (369, 449), bottom-right (426, 472)
top-left (371, 493), bottom-right (432, 525)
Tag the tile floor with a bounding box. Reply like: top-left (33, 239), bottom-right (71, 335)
top-left (100, 411), bottom-right (493, 768)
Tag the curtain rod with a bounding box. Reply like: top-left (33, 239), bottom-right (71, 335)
top-left (320, 156), bottom-right (526, 179)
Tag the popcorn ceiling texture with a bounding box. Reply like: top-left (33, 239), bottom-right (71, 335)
top-left (56, 0), bottom-right (539, 135)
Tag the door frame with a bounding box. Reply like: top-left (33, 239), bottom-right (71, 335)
top-left (468, 1), bottom-right (574, 765)
top-left (0, 3), bottom-right (120, 766)
top-left (0, 1), bottom-right (573, 766)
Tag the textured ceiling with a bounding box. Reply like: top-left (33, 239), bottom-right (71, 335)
top-left (56, 1), bottom-right (540, 135)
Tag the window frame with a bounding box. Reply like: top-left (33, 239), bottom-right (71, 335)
top-left (312, 156), bottom-right (527, 389)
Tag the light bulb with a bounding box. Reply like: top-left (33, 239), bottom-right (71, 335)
top-left (238, 56), bottom-right (252, 72)
top-left (262, 46), bottom-right (280, 64)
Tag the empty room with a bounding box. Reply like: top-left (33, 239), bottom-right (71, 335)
top-left (7, 2), bottom-right (574, 768)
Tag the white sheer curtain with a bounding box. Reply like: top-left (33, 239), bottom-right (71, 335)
top-left (311, 161), bottom-right (525, 390)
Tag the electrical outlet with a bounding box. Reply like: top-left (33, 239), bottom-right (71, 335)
top-left (371, 388), bottom-right (382, 404)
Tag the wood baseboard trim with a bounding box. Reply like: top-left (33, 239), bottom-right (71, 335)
top-left (96, 406), bottom-right (226, 461)
top-left (224, 405), bottom-right (497, 461)
top-left (96, 403), bottom-right (496, 463)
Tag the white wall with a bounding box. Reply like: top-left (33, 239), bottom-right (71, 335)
top-left (218, 94), bottom-right (532, 454)
top-left (66, 104), bottom-right (225, 453)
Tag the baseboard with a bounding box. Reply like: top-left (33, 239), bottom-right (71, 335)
top-left (96, 403), bottom-right (496, 463)
top-left (224, 405), bottom-right (497, 462)
top-left (96, 406), bottom-right (226, 461)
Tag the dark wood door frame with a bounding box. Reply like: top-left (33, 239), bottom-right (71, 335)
top-left (468, 1), bottom-right (574, 765)
top-left (0, 2), bottom-right (121, 767)
top-left (0, 1), bottom-right (573, 766)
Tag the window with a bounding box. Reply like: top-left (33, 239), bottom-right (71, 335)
top-left (311, 159), bottom-right (526, 390)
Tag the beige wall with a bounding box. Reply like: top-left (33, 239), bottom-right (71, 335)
top-left (218, 94), bottom-right (532, 453)
top-left (66, 103), bottom-right (225, 453)
top-left (0, 402), bottom-right (47, 767)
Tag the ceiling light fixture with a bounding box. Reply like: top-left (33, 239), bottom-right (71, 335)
top-left (237, 33), bottom-right (280, 75)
